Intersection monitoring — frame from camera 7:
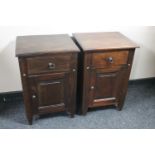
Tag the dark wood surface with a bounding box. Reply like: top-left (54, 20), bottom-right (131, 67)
top-left (73, 32), bottom-right (139, 51)
top-left (16, 34), bottom-right (80, 57)
top-left (73, 32), bottom-right (138, 114)
top-left (92, 50), bottom-right (129, 68)
top-left (16, 35), bottom-right (78, 124)
top-left (18, 58), bottom-right (33, 124)
top-left (28, 72), bottom-right (68, 115)
top-left (27, 54), bottom-right (71, 75)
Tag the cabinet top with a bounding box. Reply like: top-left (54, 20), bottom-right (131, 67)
top-left (16, 34), bottom-right (80, 57)
top-left (73, 32), bottom-right (139, 52)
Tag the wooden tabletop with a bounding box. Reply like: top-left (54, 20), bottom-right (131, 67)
top-left (73, 32), bottom-right (139, 51)
top-left (16, 34), bottom-right (80, 57)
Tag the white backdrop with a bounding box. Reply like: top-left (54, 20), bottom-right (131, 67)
top-left (0, 1), bottom-right (155, 155)
top-left (0, 0), bottom-right (155, 92)
top-left (0, 26), bottom-right (155, 92)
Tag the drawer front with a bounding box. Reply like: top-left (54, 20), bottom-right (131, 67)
top-left (92, 50), bottom-right (129, 69)
top-left (27, 54), bottom-right (72, 75)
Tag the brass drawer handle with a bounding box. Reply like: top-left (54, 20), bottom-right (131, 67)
top-left (106, 57), bottom-right (113, 63)
top-left (48, 62), bottom-right (55, 69)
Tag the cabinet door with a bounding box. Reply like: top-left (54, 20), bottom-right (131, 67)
top-left (28, 72), bottom-right (70, 115)
top-left (88, 67), bottom-right (126, 108)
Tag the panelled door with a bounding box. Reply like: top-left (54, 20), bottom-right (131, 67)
top-left (28, 72), bottom-right (70, 115)
top-left (88, 68), bottom-right (125, 107)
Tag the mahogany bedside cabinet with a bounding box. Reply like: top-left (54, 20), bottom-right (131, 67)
top-left (16, 34), bottom-right (80, 124)
top-left (73, 32), bottom-right (139, 115)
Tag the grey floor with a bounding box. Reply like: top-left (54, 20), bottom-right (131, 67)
top-left (0, 81), bottom-right (155, 129)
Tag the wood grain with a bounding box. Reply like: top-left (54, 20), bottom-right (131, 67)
top-left (16, 34), bottom-right (79, 124)
top-left (16, 34), bottom-right (80, 57)
top-left (27, 54), bottom-right (71, 74)
top-left (73, 32), bottom-right (139, 114)
top-left (92, 50), bottom-right (129, 68)
top-left (73, 32), bottom-right (139, 51)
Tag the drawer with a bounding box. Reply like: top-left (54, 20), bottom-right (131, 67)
top-left (92, 50), bottom-right (129, 68)
top-left (27, 54), bottom-right (71, 75)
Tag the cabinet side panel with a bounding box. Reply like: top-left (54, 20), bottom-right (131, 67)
top-left (18, 58), bottom-right (33, 125)
top-left (81, 53), bottom-right (92, 114)
top-left (66, 53), bottom-right (78, 116)
top-left (76, 51), bottom-right (83, 114)
top-left (117, 49), bottom-right (135, 110)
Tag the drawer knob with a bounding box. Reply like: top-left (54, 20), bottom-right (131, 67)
top-left (32, 95), bottom-right (36, 99)
top-left (90, 86), bottom-right (94, 90)
top-left (73, 69), bottom-right (76, 72)
top-left (106, 57), bottom-right (113, 63)
top-left (48, 62), bottom-right (55, 69)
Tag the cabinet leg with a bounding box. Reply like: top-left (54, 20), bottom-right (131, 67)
top-left (81, 106), bottom-right (88, 115)
top-left (68, 113), bottom-right (74, 118)
top-left (116, 102), bottom-right (124, 111)
top-left (27, 116), bottom-right (33, 125)
top-left (67, 111), bottom-right (75, 118)
top-left (116, 105), bottom-right (123, 111)
top-left (81, 110), bottom-right (87, 115)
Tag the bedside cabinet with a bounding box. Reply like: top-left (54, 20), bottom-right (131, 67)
top-left (16, 34), bottom-right (80, 124)
top-left (73, 32), bottom-right (139, 115)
